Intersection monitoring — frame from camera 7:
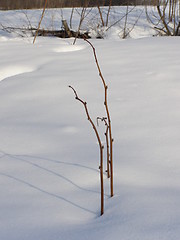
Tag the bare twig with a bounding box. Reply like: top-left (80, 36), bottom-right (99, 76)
top-left (97, 117), bottom-right (110, 178)
top-left (123, 5), bottom-right (129, 39)
top-left (97, 5), bottom-right (105, 27)
top-left (73, 0), bottom-right (92, 45)
top-left (146, 0), bottom-right (180, 36)
top-left (70, 7), bottom-right (74, 29)
top-left (0, 24), bottom-right (27, 37)
top-left (22, 10), bottom-right (34, 36)
top-left (73, 6), bottom-right (86, 45)
top-left (106, 0), bottom-right (112, 27)
top-left (157, 4), bottom-right (172, 35)
top-left (124, 9), bottom-right (143, 39)
top-left (69, 86), bottom-right (104, 216)
top-left (33, 0), bottom-right (48, 44)
top-left (84, 39), bottom-right (114, 197)
top-left (106, 6), bottom-right (135, 31)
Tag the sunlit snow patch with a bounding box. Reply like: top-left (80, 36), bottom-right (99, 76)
top-left (53, 44), bottom-right (86, 53)
top-left (0, 36), bottom-right (8, 42)
top-left (0, 66), bottom-right (35, 82)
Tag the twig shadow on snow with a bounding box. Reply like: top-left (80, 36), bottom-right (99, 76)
top-left (0, 149), bottom-right (103, 196)
top-left (0, 149), bottom-right (98, 172)
top-left (0, 172), bottom-right (96, 214)
top-left (0, 149), bottom-right (107, 215)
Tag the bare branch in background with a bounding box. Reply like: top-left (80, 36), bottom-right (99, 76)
top-left (73, 0), bottom-right (92, 45)
top-left (33, 0), bottom-right (48, 44)
top-left (106, 6), bottom-right (136, 31)
top-left (106, 0), bottom-right (112, 26)
top-left (145, 0), bottom-right (180, 36)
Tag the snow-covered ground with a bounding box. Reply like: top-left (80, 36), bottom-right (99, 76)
top-left (0, 7), bottom-right (180, 240)
top-left (0, 6), bottom-right (157, 39)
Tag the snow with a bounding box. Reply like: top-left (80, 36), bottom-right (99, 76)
top-left (0, 6), bottom-right (157, 39)
top-left (0, 6), bottom-right (180, 240)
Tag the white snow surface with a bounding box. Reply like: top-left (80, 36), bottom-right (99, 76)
top-left (0, 6), bottom-right (157, 39)
top-left (0, 7), bottom-right (180, 240)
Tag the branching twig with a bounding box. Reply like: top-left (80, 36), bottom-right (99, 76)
top-left (157, 4), bottom-right (172, 35)
top-left (97, 117), bottom-right (110, 178)
top-left (84, 39), bottom-right (114, 197)
top-left (0, 24), bottom-right (27, 37)
top-left (106, 6), bottom-right (135, 31)
top-left (73, 6), bottom-right (86, 45)
top-left (123, 9), bottom-right (143, 39)
top-left (69, 85), bottom-right (104, 216)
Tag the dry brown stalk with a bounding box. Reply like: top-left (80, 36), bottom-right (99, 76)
top-left (33, 0), bottom-right (48, 44)
top-left (70, 7), bottom-right (75, 29)
top-left (73, 6), bottom-right (86, 45)
top-left (106, 0), bottom-right (112, 27)
top-left (157, 4), bottom-right (171, 35)
top-left (73, 0), bottom-right (91, 45)
top-left (97, 117), bottom-right (110, 178)
top-left (97, 5), bottom-right (105, 27)
top-left (69, 85), bottom-right (104, 216)
top-left (84, 39), bottom-right (114, 197)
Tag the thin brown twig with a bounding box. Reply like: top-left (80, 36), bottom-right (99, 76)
top-left (69, 85), bottom-right (104, 216)
top-left (106, 0), bottom-right (112, 27)
top-left (97, 5), bottom-right (105, 27)
top-left (84, 39), bottom-right (114, 197)
top-left (97, 117), bottom-right (110, 178)
top-left (106, 6), bottom-right (135, 31)
top-left (33, 0), bottom-right (48, 44)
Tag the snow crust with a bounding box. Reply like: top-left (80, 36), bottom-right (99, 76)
top-left (0, 7), bottom-right (180, 240)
